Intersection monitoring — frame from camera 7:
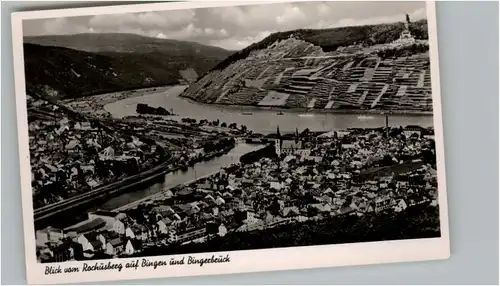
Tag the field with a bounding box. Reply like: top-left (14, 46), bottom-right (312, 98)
top-left (258, 91), bottom-right (290, 106)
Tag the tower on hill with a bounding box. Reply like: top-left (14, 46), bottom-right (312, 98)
top-left (391, 14), bottom-right (416, 46)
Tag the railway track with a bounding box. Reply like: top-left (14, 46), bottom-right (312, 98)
top-left (33, 160), bottom-right (172, 220)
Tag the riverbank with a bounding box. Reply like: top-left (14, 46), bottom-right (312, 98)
top-left (64, 85), bottom-right (175, 118)
top-left (113, 144), bottom-right (239, 211)
top-left (47, 142), bottom-right (261, 230)
top-left (67, 84), bottom-right (434, 121)
top-left (104, 87), bottom-right (434, 134)
top-left (35, 143), bottom-right (238, 229)
top-left (113, 169), bottom-right (222, 212)
top-left (34, 159), bottom-right (172, 228)
top-left (180, 94), bottom-right (434, 116)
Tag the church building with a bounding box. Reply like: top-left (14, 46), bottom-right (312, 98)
top-left (275, 126), bottom-right (309, 157)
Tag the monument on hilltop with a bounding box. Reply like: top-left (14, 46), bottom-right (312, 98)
top-left (391, 13), bottom-right (416, 46)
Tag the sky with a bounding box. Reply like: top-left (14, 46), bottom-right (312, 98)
top-left (23, 1), bottom-right (427, 51)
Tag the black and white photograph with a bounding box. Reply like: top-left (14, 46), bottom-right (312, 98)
top-left (11, 1), bottom-right (450, 283)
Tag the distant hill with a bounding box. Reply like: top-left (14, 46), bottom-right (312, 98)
top-left (23, 33), bottom-right (232, 99)
top-left (24, 33), bottom-right (230, 56)
top-left (180, 20), bottom-right (433, 112)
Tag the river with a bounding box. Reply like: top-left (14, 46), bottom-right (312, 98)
top-left (58, 85), bottom-right (434, 227)
top-left (104, 85), bottom-right (434, 134)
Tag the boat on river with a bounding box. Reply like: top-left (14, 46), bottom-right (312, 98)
top-left (358, 115), bottom-right (375, 121)
top-left (298, 113), bottom-right (314, 117)
top-left (242, 112), bottom-right (253, 115)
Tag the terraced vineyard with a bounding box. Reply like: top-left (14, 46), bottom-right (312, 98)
top-left (181, 36), bottom-right (433, 113)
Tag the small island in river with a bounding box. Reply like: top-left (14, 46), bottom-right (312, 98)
top-left (136, 103), bottom-right (172, 116)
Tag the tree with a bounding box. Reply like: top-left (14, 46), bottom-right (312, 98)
top-left (203, 142), bottom-right (215, 153)
top-left (381, 154), bottom-right (395, 166)
top-left (300, 128), bottom-right (310, 137)
top-left (421, 149), bottom-right (436, 165)
top-left (307, 205), bottom-right (318, 217)
top-left (389, 127), bottom-right (402, 137)
top-left (240, 125), bottom-right (247, 134)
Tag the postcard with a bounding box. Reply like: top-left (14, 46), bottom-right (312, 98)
top-left (11, 1), bottom-right (450, 284)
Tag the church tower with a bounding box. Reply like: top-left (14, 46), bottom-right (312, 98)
top-left (275, 126), bottom-right (282, 157)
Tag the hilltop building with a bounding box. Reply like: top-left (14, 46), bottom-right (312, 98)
top-left (391, 14), bottom-right (416, 47)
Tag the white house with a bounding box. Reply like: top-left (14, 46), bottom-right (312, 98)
top-left (77, 233), bottom-right (106, 252)
top-left (112, 220), bottom-right (125, 235)
top-left (264, 211), bottom-right (276, 224)
top-left (124, 240), bottom-right (136, 255)
top-left (126, 225), bottom-right (149, 241)
top-left (88, 210), bottom-right (126, 231)
top-left (105, 238), bottom-right (125, 256)
top-left (87, 240), bottom-right (104, 255)
top-left (270, 181), bottom-right (283, 191)
top-left (76, 234), bottom-right (90, 250)
top-left (205, 194), bottom-right (216, 204)
top-left (157, 218), bottom-right (172, 234)
top-left (393, 199), bottom-right (408, 213)
top-left (125, 227), bottom-right (136, 240)
top-left (99, 146), bottom-right (115, 160)
top-left (282, 206), bottom-right (300, 217)
top-left (215, 196), bottom-right (226, 206)
top-left (218, 224), bottom-right (228, 237)
top-left (212, 206), bottom-right (219, 216)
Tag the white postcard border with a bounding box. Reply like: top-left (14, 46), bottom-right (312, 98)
top-left (11, 1), bottom-right (450, 284)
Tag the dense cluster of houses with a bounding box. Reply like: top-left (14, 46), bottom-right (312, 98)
top-left (35, 205), bottom-right (230, 263)
top-left (35, 126), bottom-right (438, 263)
top-left (27, 97), bottom-right (164, 209)
top-left (36, 211), bottom-right (146, 262)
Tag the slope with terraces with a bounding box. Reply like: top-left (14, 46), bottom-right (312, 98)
top-left (181, 35), bottom-right (433, 113)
